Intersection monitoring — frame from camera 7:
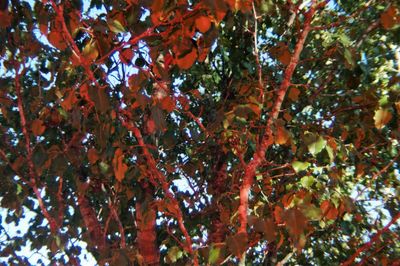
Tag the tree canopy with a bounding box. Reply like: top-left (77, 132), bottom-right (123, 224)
top-left (0, 0), bottom-right (400, 265)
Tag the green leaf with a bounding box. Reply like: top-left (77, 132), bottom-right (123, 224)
top-left (337, 33), bottom-right (351, 47)
top-left (344, 48), bottom-right (355, 69)
top-left (300, 176), bottom-right (314, 188)
top-left (167, 246), bottom-right (183, 263)
top-left (99, 161), bottom-right (109, 174)
top-left (307, 136), bottom-right (327, 156)
top-left (16, 184), bottom-right (22, 195)
top-left (208, 245), bottom-right (221, 264)
top-left (325, 145), bottom-right (335, 162)
top-left (107, 19), bottom-right (126, 33)
top-left (303, 205), bottom-right (322, 221)
top-left (82, 39), bottom-right (99, 61)
top-left (292, 161), bottom-right (310, 173)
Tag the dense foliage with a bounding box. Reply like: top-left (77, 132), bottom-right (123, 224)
top-left (0, 0), bottom-right (399, 265)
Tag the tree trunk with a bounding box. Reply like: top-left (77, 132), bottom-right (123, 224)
top-left (77, 194), bottom-right (106, 251)
top-left (136, 188), bottom-right (159, 265)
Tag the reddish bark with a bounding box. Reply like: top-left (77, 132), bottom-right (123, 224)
top-left (120, 117), bottom-right (198, 265)
top-left (136, 188), bottom-right (159, 265)
top-left (77, 194), bottom-right (106, 250)
top-left (341, 212), bottom-right (400, 266)
top-left (238, 2), bottom-right (316, 237)
top-left (14, 65), bottom-right (58, 234)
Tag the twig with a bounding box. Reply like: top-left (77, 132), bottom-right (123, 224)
top-left (252, 2), bottom-right (265, 102)
top-left (341, 212), bottom-right (400, 266)
top-left (277, 248), bottom-right (296, 265)
top-left (109, 200), bottom-right (126, 248)
top-left (14, 63), bottom-right (58, 234)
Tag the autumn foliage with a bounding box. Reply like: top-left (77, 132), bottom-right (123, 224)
top-left (0, 0), bottom-right (400, 265)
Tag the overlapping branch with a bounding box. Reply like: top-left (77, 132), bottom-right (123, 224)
top-left (238, 0), bottom-right (316, 240)
top-left (342, 212), bottom-right (400, 266)
top-left (119, 115), bottom-right (198, 265)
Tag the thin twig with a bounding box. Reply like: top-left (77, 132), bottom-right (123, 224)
top-left (341, 212), bottom-right (400, 266)
top-left (14, 63), bottom-right (58, 234)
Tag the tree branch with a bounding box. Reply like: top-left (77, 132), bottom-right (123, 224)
top-left (341, 212), bottom-right (400, 266)
top-left (238, 0), bottom-right (316, 250)
top-left (120, 116), bottom-right (198, 265)
top-left (14, 64), bottom-right (58, 234)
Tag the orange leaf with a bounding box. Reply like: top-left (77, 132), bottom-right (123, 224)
top-left (275, 126), bottom-right (290, 145)
top-left (380, 6), bottom-right (400, 30)
top-left (112, 148), bottom-right (128, 182)
top-left (195, 16), bottom-right (211, 33)
top-left (119, 48), bottom-right (134, 65)
top-left (146, 119), bottom-right (156, 134)
top-left (283, 208), bottom-right (308, 236)
top-left (0, 10), bottom-right (12, 28)
top-left (270, 43), bottom-right (291, 65)
top-left (321, 200), bottom-right (338, 220)
top-left (374, 108), bottom-right (392, 129)
top-left (61, 90), bottom-right (78, 111)
top-left (47, 31), bottom-right (68, 50)
top-left (288, 87), bottom-right (300, 101)
top-left (176, 47), bottom-right (197, 70)
top-left (88, 148), bottom-right (100, 164)
top-left (31, 119), bottom-right (46, 136)
top-left (160, 96), bottom-right (176, 113)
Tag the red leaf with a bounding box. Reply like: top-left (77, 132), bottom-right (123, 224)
top-left (226, 232), bottom-right (248, 258)
top-left (88, 148), bottom-right (99, 164)
top-left (321, 200), bottom-right (338, 220)
top-left (61, 90), bottom-right (78, 111)
top-left (160, 96), bottom-right (176, 113)
top-left (283, 208), bottom-right (308, 236)
top-left (31, 119), bottom-right (46, 136)
top-left (146, 119), bottom-right (156, 134)
top-left (120, 48), bottom-right (134, 65)
top-left (270, 42), bottom-right (291, 65)
top-left (176, 47), bottom-right (197, 70)
top-left (288, 87), bottom-right (300, 101)
top-left (274, 205), bottom-right (284, 224)
top-left (203, 0), bottom-right (228, 22)
top-left (380, 6), bottom-right (400, 30)
top-left (47, 31), bottom-right (68, 50)
top-left (112, 148), bottom-right (128, 182)
top-left (195, 16), bottom-right (212, 33)
top-left (0, 10), bottom-right (12, 28)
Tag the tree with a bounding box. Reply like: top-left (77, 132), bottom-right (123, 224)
top-left (0, 0), bottom-right (399, 264)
